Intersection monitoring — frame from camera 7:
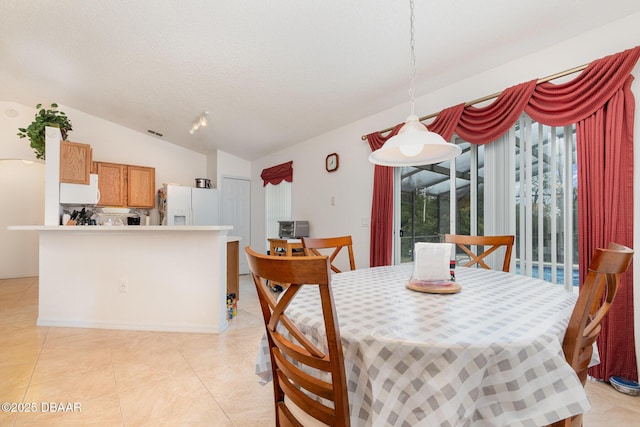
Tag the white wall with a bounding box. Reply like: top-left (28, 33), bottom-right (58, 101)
top-left (251, 127), bottom-right (373, 269)
top-left (216, 150), bottom-right (251, 185)
top-left (206, 151), bottom-right (218, 188)
top-left (0, 160), bottom-right (45, 278)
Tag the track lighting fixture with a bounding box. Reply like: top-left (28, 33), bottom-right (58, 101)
top-left (189, 111), bottom-right (208, 134)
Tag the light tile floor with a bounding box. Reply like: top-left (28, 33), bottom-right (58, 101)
top-left (1, 275), bottom-right (639, 426)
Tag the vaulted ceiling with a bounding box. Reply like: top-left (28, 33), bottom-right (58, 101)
top-left (2, 1), bottom-right (639, 160)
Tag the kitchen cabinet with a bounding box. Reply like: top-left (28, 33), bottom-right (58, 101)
top-left (60, 141), bottom-right (92, 184)
top-left (92, 162), bottom-right (155, 208)
top-left (127, 165), bottom-right (155, 208)
top-left (93, 162), bottom-right (126, 206)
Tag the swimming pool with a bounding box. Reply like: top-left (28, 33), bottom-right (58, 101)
top-left (515, 263), bottom-right (579, 286)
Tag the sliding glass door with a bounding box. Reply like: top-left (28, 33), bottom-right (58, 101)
top-left (396, 139), bottom-right (484, 262)
top-left (395, 114), bottom-right (578, 288)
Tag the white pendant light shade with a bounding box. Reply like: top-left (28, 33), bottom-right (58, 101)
top-left (368, 115), bottom-right (461, 167)
top-left (368, 0), bottom-right (461, 167)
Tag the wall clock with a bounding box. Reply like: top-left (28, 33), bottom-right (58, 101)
top-left (326, 153), bottom-right (339, 172)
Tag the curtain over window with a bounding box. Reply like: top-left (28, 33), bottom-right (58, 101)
top-left (262, 161), bottom-right (293, 251)
top-left (367, 45), bottom-right (640, 380)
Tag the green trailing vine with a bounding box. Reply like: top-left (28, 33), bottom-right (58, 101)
top-left (17, 103), bottom-right (73, 160)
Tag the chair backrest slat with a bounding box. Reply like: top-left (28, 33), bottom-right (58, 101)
top-left (302, 236), bottom-right (356, 273)
top-left (445, 234), bottom-right (514, 272)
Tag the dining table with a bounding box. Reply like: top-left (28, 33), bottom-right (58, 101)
top-left (255, 263), bottom-right (590, 427)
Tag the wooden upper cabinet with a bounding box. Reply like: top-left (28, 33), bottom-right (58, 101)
top-left (92, 161), bottom-right (155, 208)
top-left (127, 165), bottom-right (155, 208)
top-left (93, 162), bottom-right (127, 207)
top-left (60, 141), bottom-right (92, 184)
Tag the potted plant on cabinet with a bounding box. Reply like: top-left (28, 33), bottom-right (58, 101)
top-left (17, 103), bottom-right (73, 160)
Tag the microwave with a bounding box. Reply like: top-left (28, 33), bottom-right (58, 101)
top-left (59, 173), bottom-right (99, 205)
top-left (278, 220), bottom-right (310, 238)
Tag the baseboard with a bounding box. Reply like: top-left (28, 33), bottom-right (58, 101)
top-left (36, 318), bottom-right (228, 334)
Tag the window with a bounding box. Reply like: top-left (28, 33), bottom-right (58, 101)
top-left (397, 113), bottom-right (578, 288)
top-left (514, 117), bottom-right (578, 287)
top-left (265, 181), bottom-right (292, 250)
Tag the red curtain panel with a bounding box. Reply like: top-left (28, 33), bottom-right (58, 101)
top-left (525, 48), bottom-right (639, 381)
top-left (366, 124), bottom-right (402, 267)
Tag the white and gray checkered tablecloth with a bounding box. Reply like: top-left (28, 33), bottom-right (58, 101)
top-left (255, 264), bottom-right (590, 427)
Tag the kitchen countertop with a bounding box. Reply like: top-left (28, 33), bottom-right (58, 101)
top-left (9, 225), bottom-right (234, 232)
top-left (9, 225), bottom-right (240, 243)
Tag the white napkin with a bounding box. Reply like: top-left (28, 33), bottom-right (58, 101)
top-left (411, 243), bottom-right (454, 281)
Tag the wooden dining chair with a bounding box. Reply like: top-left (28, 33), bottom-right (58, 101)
top-left (444, 234), bottom-right (514, 272)
top-left (548, 242), bottom-right (633, 427)
top-left (245, 247), bottom-right (350, 427)
top-left (302, 236), bottom-right (356, 273)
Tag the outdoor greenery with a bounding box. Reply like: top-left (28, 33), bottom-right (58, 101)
top-left (17, 103), bottom-right (73, 160)
top-left (401, 190), bottom-right (450, 262)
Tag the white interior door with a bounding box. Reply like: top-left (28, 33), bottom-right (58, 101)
top-left (221, 176), bottom-right (251, 274)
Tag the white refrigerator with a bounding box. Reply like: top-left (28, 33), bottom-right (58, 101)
top-left (159, 184), bottom-right (219, 225)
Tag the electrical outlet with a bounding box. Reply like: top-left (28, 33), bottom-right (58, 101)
top-left (119, 279), bottom-right (129, 293)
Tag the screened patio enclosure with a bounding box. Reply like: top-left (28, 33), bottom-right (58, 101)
top-left (397, 118), bottom-right (579, 287)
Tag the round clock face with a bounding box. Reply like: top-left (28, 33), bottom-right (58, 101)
top-left (326, 153), bottom-right (339, 172)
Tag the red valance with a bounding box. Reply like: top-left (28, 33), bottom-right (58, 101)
top-left (457, 80), bottom-right (538, 144)
top-left (527, 48), bottom-right (640, 125)
top-left (427, 103), bottom-right (465, 140)
top-left (261, 161), bottom-right (293, 186)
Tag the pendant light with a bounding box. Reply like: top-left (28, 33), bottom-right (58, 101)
top-left (369, 0), bottom-right (461, 167)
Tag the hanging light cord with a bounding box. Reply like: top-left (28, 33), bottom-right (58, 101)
top-left (408, 0), bottom-right (417, 118)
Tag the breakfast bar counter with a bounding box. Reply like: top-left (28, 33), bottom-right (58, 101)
top-left (9, 225), bottom-right (234, 333)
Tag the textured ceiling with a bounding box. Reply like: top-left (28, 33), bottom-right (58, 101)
top-left (2, 1), bottom-right (639, 160)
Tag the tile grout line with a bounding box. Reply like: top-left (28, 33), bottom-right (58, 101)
top-left (16, 277), bottom-right (48, 425)
top-left (177, 341), bottom-right (237, 426)
top-left (106, 335), bottom-right (127, 426)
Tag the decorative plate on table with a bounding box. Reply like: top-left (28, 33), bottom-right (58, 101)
top-left (406, 279), bottom-right (461, 294)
